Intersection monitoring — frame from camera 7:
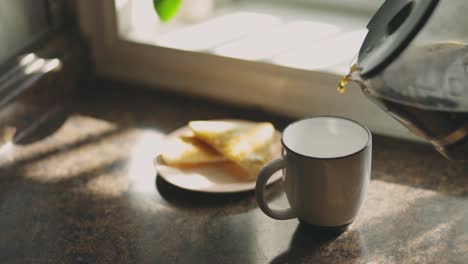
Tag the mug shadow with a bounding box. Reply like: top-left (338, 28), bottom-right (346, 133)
top-left (270, 223), bottom-right (366, 264)
top-left (155, 173), bottom-right (285, 213)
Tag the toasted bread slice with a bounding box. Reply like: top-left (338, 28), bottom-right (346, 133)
top-left (160, 133), bottom-right (227, 166)
top-left (188, 121), bottom-right (275, 180)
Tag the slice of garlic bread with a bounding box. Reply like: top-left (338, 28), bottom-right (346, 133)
top-left (188, 120), bottom-right (275, 180)
top-left (160, 134), bottom-right (227, 166)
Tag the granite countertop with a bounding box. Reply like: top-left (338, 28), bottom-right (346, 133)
top-left (0, 81), bottom-right (467, 263)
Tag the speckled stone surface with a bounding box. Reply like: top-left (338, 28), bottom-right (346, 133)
top-left (0, 81), bottom-right (467, 264)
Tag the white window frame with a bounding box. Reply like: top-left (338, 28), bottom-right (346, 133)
top-left (76, 0), bottom-right (419, 141)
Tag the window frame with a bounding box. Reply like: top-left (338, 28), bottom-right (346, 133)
top-left (77, 0), bottom-right (418, 141)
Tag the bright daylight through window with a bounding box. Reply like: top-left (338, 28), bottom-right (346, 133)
top-left (115, 0), bottom-right (383, 74)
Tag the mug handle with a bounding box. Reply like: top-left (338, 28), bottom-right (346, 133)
top-left (255, 157), bottom-right (296, 220)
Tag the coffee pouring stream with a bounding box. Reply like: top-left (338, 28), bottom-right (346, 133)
top-left (344, 0), bottom-right (468, 161)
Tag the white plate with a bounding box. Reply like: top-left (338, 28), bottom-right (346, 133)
top-left (154, 121), bottom-right (283, 193)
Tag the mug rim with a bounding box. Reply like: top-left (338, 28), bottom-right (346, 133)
top-left (281, 116), bottom-right (372, 160)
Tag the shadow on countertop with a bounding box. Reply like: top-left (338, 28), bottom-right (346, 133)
top-left (270, 224), bottom-right (366, 264)
top-left (371, 135), bottom-right (468, 196)
top-left (155, 173), bottom-right (284, 212)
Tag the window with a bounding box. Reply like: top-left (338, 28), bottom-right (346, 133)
top-left (116, 0), bottom-right (383, 72)
top-left (78, 0), bottom-right (417, 140)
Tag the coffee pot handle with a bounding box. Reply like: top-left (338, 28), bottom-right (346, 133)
top-left (255, 157), bottom-right (296, 220)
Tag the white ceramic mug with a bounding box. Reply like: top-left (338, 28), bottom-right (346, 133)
top-left (256, 116), bottom-right (372, 229)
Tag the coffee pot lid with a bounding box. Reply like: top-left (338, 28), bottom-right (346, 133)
top-left (358, 0), bottom-right (439, 78)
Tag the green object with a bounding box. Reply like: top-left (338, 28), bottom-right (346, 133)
top-left (153, 0), bottom-right (182, 22)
